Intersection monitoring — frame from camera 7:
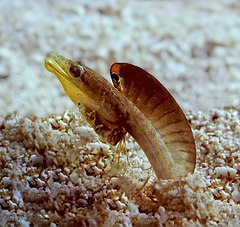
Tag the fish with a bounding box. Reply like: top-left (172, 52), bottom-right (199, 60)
top-left (44, 52), bottom-right (196, 180)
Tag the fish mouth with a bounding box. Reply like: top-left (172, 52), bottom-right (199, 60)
top-left (44, 51), bottom-right (72, 80)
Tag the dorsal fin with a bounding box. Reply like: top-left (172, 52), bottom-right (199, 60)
top-left (110, 63), bottom-right (196, 179)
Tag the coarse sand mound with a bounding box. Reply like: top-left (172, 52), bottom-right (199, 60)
top-left (0, 108), bottom-right (239, 226)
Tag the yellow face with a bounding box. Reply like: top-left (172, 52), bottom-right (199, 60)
top-left (44, 52), bottom-right (97, 110)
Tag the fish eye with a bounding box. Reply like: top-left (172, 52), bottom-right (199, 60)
top-left (69, 66), bottom-right (80, 77)
top-left (111, 72), bottom-right (120, 83)
top-left (69, 65), bottom-right (84, 78)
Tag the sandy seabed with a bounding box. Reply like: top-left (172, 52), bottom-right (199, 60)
top-left (0, 0), bottom-right (240, 226)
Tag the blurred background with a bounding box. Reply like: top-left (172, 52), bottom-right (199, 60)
top-left (0, 0), bottom-right (240, 117)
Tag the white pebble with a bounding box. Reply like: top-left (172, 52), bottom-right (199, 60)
top-left (36, 178), bottom-right (45, 187)
top-left (59, 120), bottom-right (68, 129)
top-left (232, 188), bottom-right (240, 202)
top-left (2, 177), bottom-right (11, 186)
top-left (30, 154), bottom-right (43, 164)
top-left (19, 219), bottom-right (30, 227)
top-left (215, 166), bottom-right (237, 178)
top-left (59, 172), bottom-right (68, 182)
top-left (63, 111), bottom-right (71, 122)
top-left (116, 200), bottom-right (125, 209)
top-left (8, 200), bottom-right (17, 209)
top-left (70, 169), bottom-right (82, 184)
top-left (48, 118), bottom-right (59, 128)
top-left (13, 190), bottom-right (24, 208)
top-left (41, 170), bottom-right (48, 180)
top-left (64, 167), bottom-right (71, 174)
top-left (50, 223), bottom-right (57, 227)
top-left (93, 166), bottom-right (102, 175)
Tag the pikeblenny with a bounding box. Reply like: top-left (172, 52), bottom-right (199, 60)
top-left (44, 52), bottom-right (196, 180)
